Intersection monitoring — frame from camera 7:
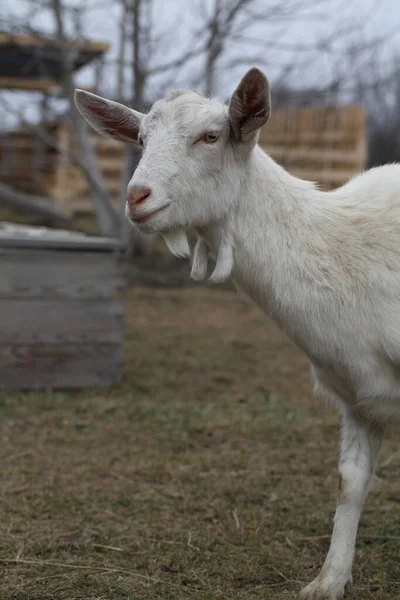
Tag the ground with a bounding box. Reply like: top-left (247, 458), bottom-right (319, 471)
top-left (1, 282), bottom-right (400, 600)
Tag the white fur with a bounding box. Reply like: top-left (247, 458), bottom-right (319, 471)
top-left (190, 237), bottom-right (209, 281)
top-left (75, 71), bottom-right (400, 600)
top-left (161, 229), bottom-right (191, 258)
top-left (209, 234), bottom-right (234, 283)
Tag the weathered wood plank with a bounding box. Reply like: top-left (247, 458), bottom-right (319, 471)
top-left (0, 343), bottom-right (122, 388)
top-left (0, 76), bottom-right (61, 92)
top-left (0, 249), bottom-right (129, 299)
top-left (259, 130), bottom-right (357, 145)
top-left (0, 231), bottom-right (122, 251)
top-left (0, 299), bottom-right (125, 344)
top-left (0, 31), bottom-right (110, 53)
top-left (263, 144), bottom-right (367, 164)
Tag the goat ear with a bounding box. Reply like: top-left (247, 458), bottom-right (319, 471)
top-left (74, 89), bottom-right (143, 144)
top-left (229, 68), bottom-right (271, 142)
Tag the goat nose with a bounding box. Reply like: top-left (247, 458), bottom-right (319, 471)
top-left (127, 186), bottom-right (151, 209)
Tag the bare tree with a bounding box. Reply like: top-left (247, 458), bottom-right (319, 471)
top-left (202, 0), bottom-right (258, 96)
top-left (192, 0), bottom-right (335, 96)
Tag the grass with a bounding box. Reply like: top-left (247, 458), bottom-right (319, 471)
top-left (0, 285), bottom-right (399, 599)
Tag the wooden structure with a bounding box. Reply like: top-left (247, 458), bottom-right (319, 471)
top-left (0, 121), bottom-right (125, 215)
top-left (0, 32), bottom-right (109, 92)
top-left (51, 124), bottom-right (125, 215)
top-left (0, 123), bottom-right (76, 198)
top-left (0, 30), bottom-right (110, 222)
top-left (0, 223), bottom-right (128, 388)
top-left (259, 104), bottom-right (367, 190)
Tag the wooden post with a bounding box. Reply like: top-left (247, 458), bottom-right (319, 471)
top-left (52, 121), bottom-right (72, 214)
top-left (32, 93), bottom-right (49, 186)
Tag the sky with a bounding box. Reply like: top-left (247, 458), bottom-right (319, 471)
top-left (1, 0), bottom-right (400, 130)
top-left (74, 0), bottom-right (400, 94)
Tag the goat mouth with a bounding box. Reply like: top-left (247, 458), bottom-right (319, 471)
top-left (131, 204), bottom-right (169, 224)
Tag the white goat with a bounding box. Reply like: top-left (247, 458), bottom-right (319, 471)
top-left (75, 68), bottom-right (400, 600)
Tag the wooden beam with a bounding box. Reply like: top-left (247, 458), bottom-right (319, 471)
top-left (259, 129), bottom-right (358, 145)
top-left (0, 182), bottom-right (70, 225)
top-left (262, 145), bottom-right (367, 165)
top-left (0, 77), bottom-right (60, 92)
top-left (0, 248), bottom-right (128, 299)
top-left (0, 77), bottom-right (99, 93)
top-left (0, 32), bottom-right (110, 53)
top-left (0, 299), bottom-right (124, 344)
top-left (0, 343), bottom-right (122, 388)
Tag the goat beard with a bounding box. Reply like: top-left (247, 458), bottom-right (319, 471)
top-left (190, 234), bottom-right (234, 284)
top-left (161, 229), bottom-right (234, 284)
top-left (161, 228), bottom-right (191, 259)
top-left (208, 236), bottom-right (234, 283)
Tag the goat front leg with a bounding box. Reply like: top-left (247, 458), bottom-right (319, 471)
top-left (299, 409), bottom-right (384, 600)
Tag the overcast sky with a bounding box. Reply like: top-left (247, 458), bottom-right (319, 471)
top-left (2, 0), bottom-right (400, 129)
top-left (75, 0), bottom-right (400, 93)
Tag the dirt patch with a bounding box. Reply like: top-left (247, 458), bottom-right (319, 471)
top-left (0, 286), bottom-right (399, 599)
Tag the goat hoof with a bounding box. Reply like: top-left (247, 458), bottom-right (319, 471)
top-left (299, 575), bottom-right (349, 600)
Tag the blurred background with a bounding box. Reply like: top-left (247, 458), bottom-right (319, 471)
top-left (1, 2), bottom-right (400, 600)
top-left (1, 0), bottom-right (400, 249)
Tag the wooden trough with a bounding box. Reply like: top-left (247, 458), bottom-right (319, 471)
top-left (0, 224), bottom-right (128, 388)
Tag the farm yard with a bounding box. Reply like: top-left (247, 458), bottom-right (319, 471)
top-left (2, 1), bottom-right (400, 599)
top-left (1, 265), bottom-right (400, 600)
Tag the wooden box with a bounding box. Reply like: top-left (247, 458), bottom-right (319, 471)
top-left (0, 225), bottom-right (128, 388)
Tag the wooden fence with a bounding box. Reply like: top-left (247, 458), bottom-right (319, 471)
top-left (0, 104), bottom-right (367, 217)
top-left (0, 122), bottom-right (125, 216)
top-left (259, 104), bottom-right (367, 190)
top-left (51, 123), bottom-right (125, 215)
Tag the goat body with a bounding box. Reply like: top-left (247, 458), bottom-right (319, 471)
top-left (210, 156), bottom-right (400, 424)
top-left (75, 68), bottom-right (400, 600)
top-left (197, 157), bottom-right (400, 599)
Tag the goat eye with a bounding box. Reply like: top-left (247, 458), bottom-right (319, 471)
top-left (138, 136), bottom-right (144, 146)
top-left (202, 132), bottom-right (219, 144)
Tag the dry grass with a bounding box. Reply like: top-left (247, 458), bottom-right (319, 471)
top-left (1, 285), bottom-right (399, 599)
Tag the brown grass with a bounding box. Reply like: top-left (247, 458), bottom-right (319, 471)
top-left (1, 285), bottom-right (399, 599)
